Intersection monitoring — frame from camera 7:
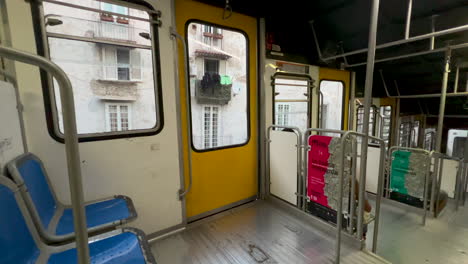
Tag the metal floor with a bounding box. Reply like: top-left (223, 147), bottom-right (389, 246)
top-left (366, 197), bottom-right (468, 264)
top-left (151, 200), bottom-right (389, 264)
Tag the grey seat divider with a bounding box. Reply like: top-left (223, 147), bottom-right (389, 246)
top-left (6, 152), bottom-right (137, 244)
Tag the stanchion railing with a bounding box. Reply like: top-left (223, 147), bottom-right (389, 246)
top-left (301, 128), bottom-right (386, 262)
top-left (429, 152), bottom-right (465, 213)
top-left (0, 46), bottom-right (90, 263)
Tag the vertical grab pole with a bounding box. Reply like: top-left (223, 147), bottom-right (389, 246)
top-left (357, 0), bottom-right (380, 240)
top-left (372, 139), bottom-right (386, 253)
top-left (319, 91), bottom-right (324, 128)
top-left (303, 131), bottom-right (309, 211)
top-left (405, 0), bottom-right (413, 39)
top-left (435, 155), bottom-right (444, 214)
top-left (435, 48), bottom-right (451, 153)
top-left (335, 133), bottom-right (349, 264)
top-left (348, 72), bottom-right (356, 130)
top-left (348, 138), bottom-right (357, 235)
top-left (0, 46), bottom-right (90, 263)
top-left (430, 153), bottom-right (439, 215)
top-left (422, 153), bottom-right (431, 225)
top-left (259, 18), bottom-right (267, 200)
top-left (296, 131), bottom-right (303, 209)
top-left (455, 159), bottom-right (462, 211)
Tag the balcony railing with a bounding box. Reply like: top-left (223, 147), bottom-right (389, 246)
top-left (95, 21), bottom-right (135, 42)
top-left (101, 65), bottom-right (141, 81)
top-left (195, 74), bottom-right (232, 105)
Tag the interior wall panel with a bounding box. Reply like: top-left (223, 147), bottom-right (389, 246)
top-left (3, 0), bottom-right (183, 234)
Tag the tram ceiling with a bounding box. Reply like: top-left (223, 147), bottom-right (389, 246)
top-left (196, 0), bottom-right (468, 115)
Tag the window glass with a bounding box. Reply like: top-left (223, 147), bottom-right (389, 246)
top-left (447, 129), bottom-right (468, 157)
top-left (42, 0), bottom-right (160, 138)
top-left (273, 77), bottom-right (309, 132)
top-left (319, 80), bottom-right (343, 132)
top-left (187, 22), bottom-right (248, 150)
top-left (356, 105), bottom-right (377, 143)
top-left (424, 128), bottom-right (436, 151)
top-left (380, 105), bottom-right (392, 148)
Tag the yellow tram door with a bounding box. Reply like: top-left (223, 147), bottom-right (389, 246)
top-left (175, 0), bottom-right (258, 221)
top-left (318, 68), bottom-right (351, 130)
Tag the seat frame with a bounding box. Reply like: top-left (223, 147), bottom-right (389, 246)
top-left (0, 176), bottom-right (155, 264)
top-left (6, 153), bottom-right (137, 243)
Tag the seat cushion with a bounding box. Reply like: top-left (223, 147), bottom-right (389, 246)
top-left (48, 232), bottom-right (147, 264)
top-left (56, 197), bottom-right (131, 235)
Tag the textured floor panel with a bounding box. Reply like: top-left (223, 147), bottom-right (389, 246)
top-left (367, 197), bottom-right (468, 264)
top-left (151, 201), bottom-right (388, 264)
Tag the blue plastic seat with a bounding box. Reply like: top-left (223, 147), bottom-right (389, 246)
top-left (6, 153), bottom-right (137, 243)
top-left (0, 176), bottom-right (156, 264)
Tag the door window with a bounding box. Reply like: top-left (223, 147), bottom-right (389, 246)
top-left (273, 76), bottom-right (310, 132)
top-left (319, 80), bottom-right (344, 131)
top-left (187, 22), bottom-right (249, 151)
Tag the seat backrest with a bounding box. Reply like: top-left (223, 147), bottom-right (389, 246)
top-left (0, 177), bottom-right (40, 263)
top-left (6, 153), bottom-right (57, 229)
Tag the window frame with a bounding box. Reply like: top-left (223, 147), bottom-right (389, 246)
top-left (30, 0), bottom-right (164, 143)
top-left (105, 102), bottom-right (132, 132)
top-left (271, 72), bottom-right (312, 131)
top-left (185, 19), bottom-right (251, 153)
top-left (318, 79), bottom-right (345, 130)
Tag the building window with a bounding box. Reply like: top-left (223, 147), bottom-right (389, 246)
top-left (105, 103), bottom-right (131, 132)
top-left (37, 0), bottom-right (161, 141)
top-left (202, 25), bottom-right (222, 47)
top-left (204, 59), bottom-right (219, 75)
top-left (101, 3), bottom-right (128, 16)
top-left (102, 46), bottom-right (141, 81)
top-left (276, 103), bottom-right (290, 126)
top-left (203, 106), bottom-right (219, 148)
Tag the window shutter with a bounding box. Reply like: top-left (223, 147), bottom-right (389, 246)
top-left (102, 46), bottom-right (117, 80)
top-left (130, 49), bottom-right (142, 81)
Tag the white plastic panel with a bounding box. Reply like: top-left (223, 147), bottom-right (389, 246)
top-left (0, 81), bottom-right (24, 171)
top-left (440, 159), bottom-right (459, 198)
top-left (356, 144), bottom-right (381, 194)
top-left (269, 130), bottom-right (298, 205)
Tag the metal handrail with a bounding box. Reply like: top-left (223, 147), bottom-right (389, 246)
top-left (266, 125), bottom-right (302, 207)
top-left (337, 131), bottom-right (386, 255)
top-left (170, 28), bottom-right (193, 200)
top-left (0, 46), bottom-right (90, 263)
top-left (387, 146), bottom-right (431, 225)
top-left (301, 128), bottom-right (386, 262)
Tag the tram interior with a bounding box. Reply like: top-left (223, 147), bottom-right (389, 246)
top-left (0, 0), bottom-right (467, 263)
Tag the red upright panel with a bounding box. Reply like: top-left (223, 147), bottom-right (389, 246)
top-left (307, 135), bottom-right (333, 208)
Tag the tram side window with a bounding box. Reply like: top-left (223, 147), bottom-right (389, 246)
top-left (399, 121), bottom-right (419, 148)
top-left (187, 22), bottom-right (249, 150)
top-left (273, 77), bottom-right (310, 132)
top-left (37, 0), bottom-right (161, 140)
top-left (447, 129), bottom-right (468, 157)
top-left (319, 80), bottom-right (344, 131)
top-left (356, 105), bottom-right (377, 144)
top-left (379, 105), bottom-right (392, 148)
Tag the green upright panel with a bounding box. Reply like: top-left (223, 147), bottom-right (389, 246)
top-left (390, 150), bottom-right (411, 195)
top-left (390, 150), bottom-right (427, 200)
